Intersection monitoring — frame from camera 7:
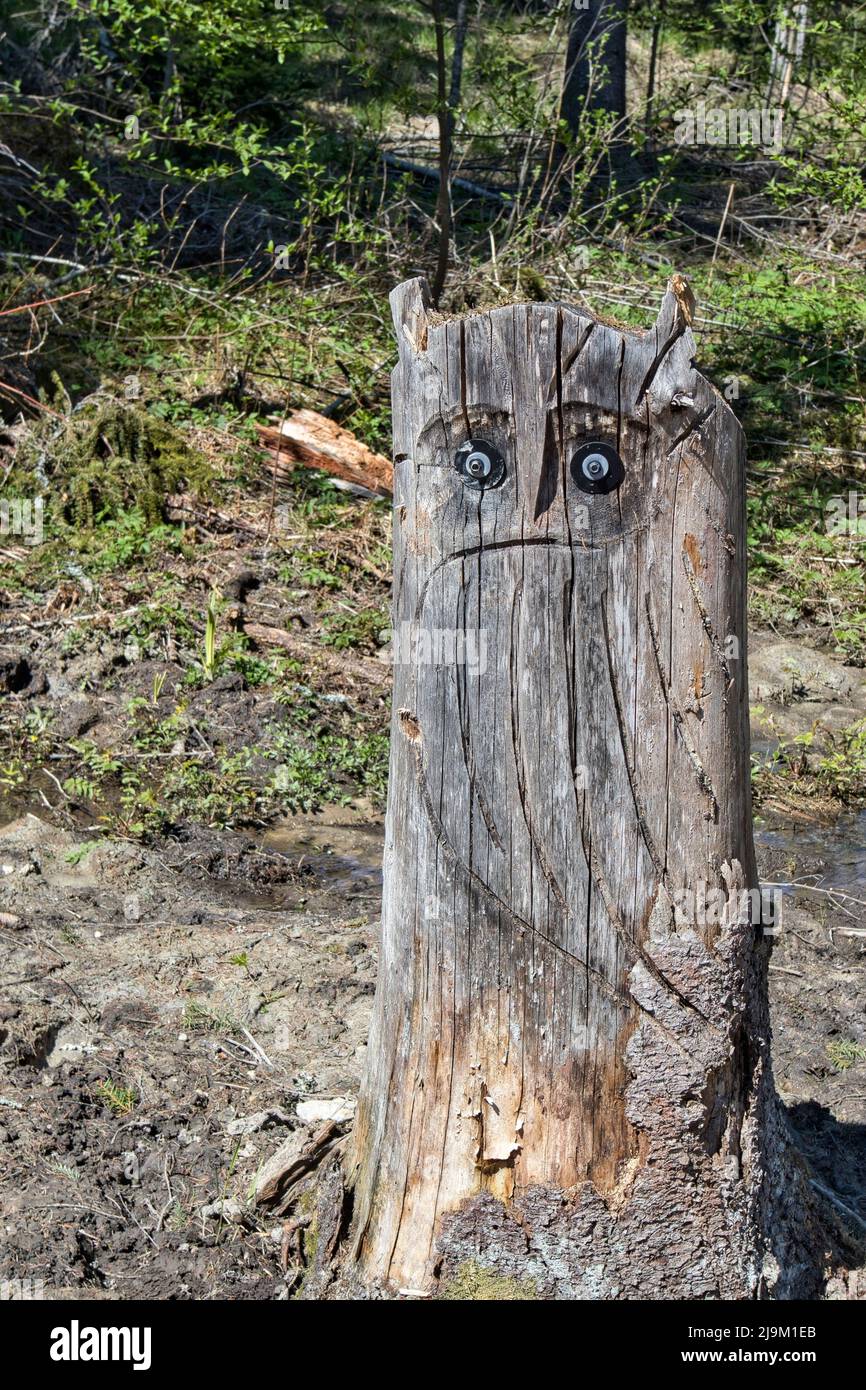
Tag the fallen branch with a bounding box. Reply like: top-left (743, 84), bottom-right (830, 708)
top-left (381, 150), bottom-right (511, 204)
top-left (164, 492), bottom-right (269, 538)
top-left (257, 409), bottom-right (393, 497)
top-left (242, 620), bottom-right (389, 686)
top-left (0, 286), bottom-right (93, 317)
top-left (256, 1119), bottom-right (349, 1212)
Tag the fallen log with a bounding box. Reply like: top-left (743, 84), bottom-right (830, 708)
top-left (242, 620), bottom-right (389, 687)
top-left (257, 409), bottom-right (393, 497)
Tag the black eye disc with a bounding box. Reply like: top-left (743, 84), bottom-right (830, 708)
top-left (571, 441), bottom-right (624, 495)
top-left (455, 438), bottom-right (505, 490)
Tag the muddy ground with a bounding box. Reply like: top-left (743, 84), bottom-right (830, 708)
top-left (0, 797), bottom-right (863, 1299)
top-left (0, 806), bottom-right (382, 1299)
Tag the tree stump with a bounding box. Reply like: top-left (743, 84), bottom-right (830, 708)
top-left (345, 276), bottom-right (820, 1299)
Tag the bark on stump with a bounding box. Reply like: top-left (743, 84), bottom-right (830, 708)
top-left (345, 276), bottom-right (820, 1299)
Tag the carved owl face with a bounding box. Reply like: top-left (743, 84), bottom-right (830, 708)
top-left (350, 279), bottom-right (754, 1276)
top-left (388, 277), bottom-right (747, 954)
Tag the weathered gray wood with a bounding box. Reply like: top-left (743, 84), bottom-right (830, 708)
top-left (346, 276), bottom-right (818, 1299)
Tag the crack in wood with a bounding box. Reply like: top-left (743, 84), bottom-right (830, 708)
top-left (572, 761), bottom-right (715, 1031)
top-left (414, 534), bottom-right (649, 622)
top-left (410, 732), bottom-right (635, 1009)
top-left (600, 599), bottom-right (667, 886)
top-left (634, 322), bottom-right (687, 405)
top-left (681, 548), bottom-right (734, 690)
top-left (549, 318), bottom-right (595, 397)
top-left (667, 401), bottom-right (716, 455)
top-left (645, 592), bottom-right (720, 821)
top-left (509, 580), bottom-right (570, 915)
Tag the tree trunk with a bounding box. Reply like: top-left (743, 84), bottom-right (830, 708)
top-left (345, 275), bottom-right (820, 1300)
top-left (767, 3), bottom-right (809, 106)
top-left (644, 0), bottom-right (666, 141)
top-left (429, 0), bottom-right (470, 307)
top-left (562, 0), bottom-right (628, 138)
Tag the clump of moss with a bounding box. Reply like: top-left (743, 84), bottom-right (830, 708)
top-left (16, 397), bottom-right (212, 529)
top-left (437, 1260), bottom-right (538, 1301)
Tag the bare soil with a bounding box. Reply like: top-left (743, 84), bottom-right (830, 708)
top-left (0, 808), bottom-right (380, 1299)
top-left (0, 799), bottom-right (864, 1298)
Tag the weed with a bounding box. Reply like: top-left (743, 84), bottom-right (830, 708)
top-left (64, 840), bottom-right (102, 866)
top-left (267, 726), bottom-right (389, 812)
top-left (183, 1001), bottom-right (238, 1034)
top-left (320, 603), bottom-right (389, 653)
top-left (203, 589), bottom-right (220, 680)
top-left (46, 1160), bottom-right (81, 1183)
top-left (14, 401), bottom-right (213, 532)
top-left (827, 1040), bottom-right (866, 1072)
top-left (94, 1079), bottom-right (136, 1116)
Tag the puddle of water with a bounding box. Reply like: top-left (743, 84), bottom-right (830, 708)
top-left (755, 810), bottom-right (866, 898)
top-left (264, 807), bottom-right (863, 910)
top-left (262, 811), bottom-right (385, 897)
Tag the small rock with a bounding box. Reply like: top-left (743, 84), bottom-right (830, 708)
top-left (200, 1197), bottom-right (244, 1223)
top-left (749, 640), bottom-right (864, 706)
top-left (122, 894), bottom-right (142, 923)
top-left (50, 696), bottom-right (100, 741)
top-left (296, 1096), bottom-right (356, 1125)
top-left (226, 1107), bottom-right (294, 1137)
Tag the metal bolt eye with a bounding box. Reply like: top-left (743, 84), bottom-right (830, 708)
top-left (571, 440), bottom-right (624, 495)
top-left (455, 438), bottom-right (505, 490)
top-left (581, 452), bottom-right (609, 482)
top-left (465, 451), bottom-right (491, 479)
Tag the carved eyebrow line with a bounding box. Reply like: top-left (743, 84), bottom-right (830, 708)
top-left (556, 399), bottom-right (651, 434)
top-left (416, 402), bottom-right (509, 446)
top-left (415, 399), bottom-right (651, 451)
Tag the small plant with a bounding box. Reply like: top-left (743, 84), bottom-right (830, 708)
top-left (16, 401), bottom-right (213, 532)
top-left (267, 725), bottom-right (389, 812)
top-left (320, 603), bottom-right (389, 653)
top-left (95, 1079), bottom-right (136, 1116)
top-left (813, 720), bottom-right (866, 803)
top-left (827, 1040), bottom-right (866, 1073)
top-left (183, 1001), bottom-right (237, 1033)
top-left (165, 1202), bottom-right (189, 1233)
top-left (0, 707), bottom-right (54, 792)
top-left (203, 588), bottom-right (220, 680)
top-left (46, 1159), bottom-right (81, 1183)
top-left (64, 840), bottom-right (102, 866)
top-left (64, 740), bottom-right (121, 805)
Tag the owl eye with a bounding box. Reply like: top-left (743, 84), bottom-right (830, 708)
top-left (571, 441), bottom-right (624, 495)
top-left (455, 438), bottom-right (505, 490)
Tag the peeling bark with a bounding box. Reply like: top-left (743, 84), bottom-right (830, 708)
top-left (344, 277), bottom-right (821, 1299)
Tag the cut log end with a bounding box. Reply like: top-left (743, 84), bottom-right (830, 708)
top-left (256, 409), bottom-right (393, 497)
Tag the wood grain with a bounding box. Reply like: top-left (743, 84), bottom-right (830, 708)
top-left (346, 277), bottom-right (817, 1299)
